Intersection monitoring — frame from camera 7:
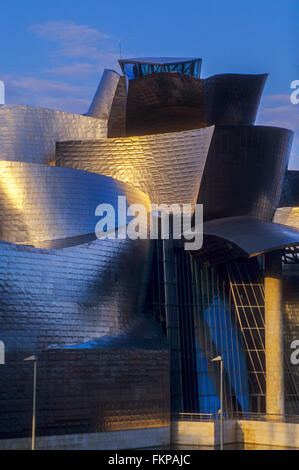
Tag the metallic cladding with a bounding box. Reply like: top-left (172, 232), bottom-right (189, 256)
top-left (86, 69), bottom-right (122, 119)
top-left (1, 57), bottom-right (298, 441)
top-left (197, 125), bottom-right (293, 222)
top-left (125, 72), bottom-right (207, 135)
top-left (86, 68), bottom-right (127, 137)
top-left (0, 161), bottom-right (150, 248)
top-left (203, 73), bottom-right (268, 126)
top-left (0, 105), bottom-right (107, 165)
top-left (0, 233), bottom-right (171, 437)
top-left (278, 170), bottom-right (299, 208)
top-left (124, 72), bottom-right (267, 136)
top-left (274, 207), bottom-right (299, 231)
top-left (55, 126), bottom-right (214, 208)
top-left (187, 216), bottom-right (299, 265)
top-left (0, 105), bottom-right (169, 438)
top-left (0, 237), bottom-right (151, 348)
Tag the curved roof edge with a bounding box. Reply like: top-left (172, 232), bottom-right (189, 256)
top-left (184, 216), bottom-right (299, 265)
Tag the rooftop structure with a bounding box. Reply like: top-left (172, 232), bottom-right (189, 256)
top-left (119, 57), bottom-right (202, 79)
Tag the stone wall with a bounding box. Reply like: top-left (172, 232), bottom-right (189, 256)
top-left (171, 419), bottom-right (299, 449)
top-left (0, 427), bottom-right (170, 450)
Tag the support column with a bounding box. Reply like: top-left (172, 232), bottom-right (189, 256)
top-left (264, 250), bottom-right (284, 416)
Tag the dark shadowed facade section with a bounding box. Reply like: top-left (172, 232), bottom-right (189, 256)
top-left (279, 170), bottom-right (299, 207)
top-left (0, 237), bottom-right (170, 439)
top-left (197, 126), bottom-right (293, 222)
top-left (203, 73), bottom-right (267, 126)
top-left (125, 73), bottom-right (207, 136)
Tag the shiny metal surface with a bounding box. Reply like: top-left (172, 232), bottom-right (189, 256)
top-left (0, 235), bottom-right (171, 437)
top-left (1, 55), bottom-right (298, 441)
top-left (203, 73), bottom-right (267, 125)
top-left (86, 69), bottom-right (123, 119)
top-left (274, 207), bottom-right (299, 231)
top-left (278, 170), bottom-right (299, 208)
top-left (125, 72), bottom-right (207, 135)
top-left (0, 236), bottom-right (152, 351)
top-left (0, 99), bottom-right (169, 438)
top-left (274, 170), bottom-right (299, 230)
top-left (0, 105), bottom-right (107, 165)
top-left (123, 72), bottom-right (267, 136)
top-left (56, 126), bottom-right (214, 207)
top-left (186, 216), bottom-right (299, 265)
top-left (0, 161), bottom-right (150, 247)
top-left (197, 125), bottom-right (293, 222)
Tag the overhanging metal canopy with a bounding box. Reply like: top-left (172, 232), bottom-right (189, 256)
top-left (119, 57), bottom-right (202, 80)
top-left (184, 216), bottom-right (299, 265)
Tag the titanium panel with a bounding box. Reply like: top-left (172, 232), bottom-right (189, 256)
top-left (0, 105), bottom-right (107, 165)
top-left (274, 207), bottom-right (299, 231)
top-left (0, 161), bottom-right (150, 247)
top-left (86, 69), bottom-right (122, 119)
top-left (197, 126), bottom-right (293, 222)
top-left (0, 232), bottom-right (170, 437)
top-left (278, 170), bottom-right (299, 207)
top-left (55, 126), bottom-right (214, 208)
top-left (107, 75), bottom-right (127, 137)
top-left (203, 73), bottom-right (267, 125)
top-left (125, 73), bottom-right (207, 135)
top-left (0, 236), bottom-right (151, 349)
top-left (274, 170), bottom-right (299, 230)
top-left (185, 216), bottom-right (299, 265)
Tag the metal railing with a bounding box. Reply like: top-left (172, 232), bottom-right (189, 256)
top-left (172, 411), bottom-right (299, 424)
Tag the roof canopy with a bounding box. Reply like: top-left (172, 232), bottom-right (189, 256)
top-left (119, 57), bottom-right (202, 80)
top-left (184, 216), bottom-right (299, 265)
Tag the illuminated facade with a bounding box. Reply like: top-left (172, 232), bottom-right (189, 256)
top-left (0, 56), bottom-right (298, 448)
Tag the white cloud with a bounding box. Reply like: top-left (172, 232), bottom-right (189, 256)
top-left (44, 63), bottom-right (99, 78)
top-left (29, 20), bottom-right (112, 46)
top-left (257, 93), bottom-right (299, 168)
top-left (0, 20), bottom-right (127, 113)
top-left (28, 20), bottom-right (121, 69)
top-left (257, 94), bottom-right (298, 133)
top-left (0, 74), bottom-right (94, 113)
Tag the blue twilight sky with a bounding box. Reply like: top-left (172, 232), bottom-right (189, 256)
top-left (0, 0), bottom-right (298, 167)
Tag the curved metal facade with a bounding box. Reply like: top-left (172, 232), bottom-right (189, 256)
top-left (0, 105), bottom-right (107, 165)
top-left (0, 161), bottom-right (150, 247)
top-left (274, 170), bottom-right (299, 230)
top-left (0, 172), bottom-right (170, 438)
top-left (86, 69), bottom-right (127, 138)
top-left (0, 237), bottom-right (170, 438)
top-left (86, 69), bottom-right (122, 119)
top-left (0, 54), bottom-right (298, 445)
top-left (197, 125), bottom-right (293, 222)
top-left (274, 207), bottom-right (299, 231)
top-left (125, 72), bottom-right (207, 136)
top-left (188, 216), bottom-right (299, 265)
top-left (203, 73), bottom-right (267, 126)
top-left (56, 126), bottom-right (214, 207)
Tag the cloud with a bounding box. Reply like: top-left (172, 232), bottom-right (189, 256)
top-left (0, 20), bottom-right (127, 113)
top-left (44, 63), bottom-right (99, 78)
top-left (257, 93), bottom-right (299, 168)
top-left (29, 20), bottom-right (110, 42)
top-left (0, 74), bottom-right (94, 114)
top-left (9, 76), bottom-right (88, 96)
top-left (257, 94), bottom-right (298, 133)
top-left (28, 20), bottom-right (120, 68)
top-left (262, 94), bottom-right (291, 105)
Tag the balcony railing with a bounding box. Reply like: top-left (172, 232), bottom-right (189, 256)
top-left (172, 412), bottom-right (299, 424)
